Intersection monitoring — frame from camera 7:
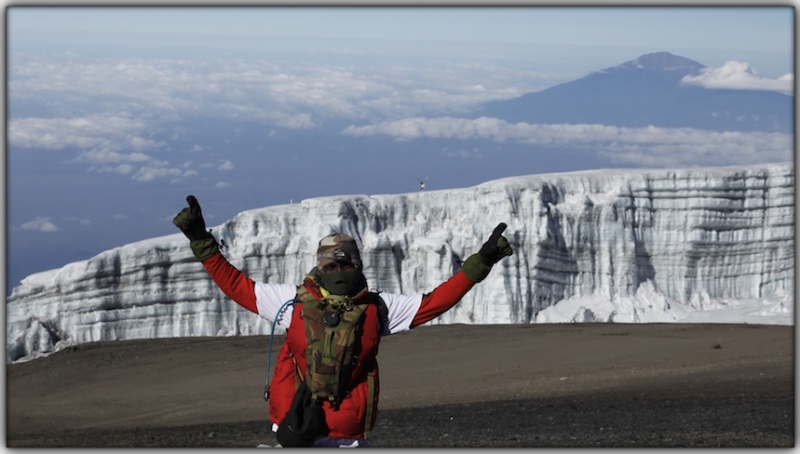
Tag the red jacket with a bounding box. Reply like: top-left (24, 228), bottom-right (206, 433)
top-left (201, 252), bottom-right (476, 439)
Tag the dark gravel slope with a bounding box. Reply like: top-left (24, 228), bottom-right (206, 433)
top-left (7, 323), bottom-right (794, 448)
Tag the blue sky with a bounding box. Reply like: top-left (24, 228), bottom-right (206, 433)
top-left (5, 6), bottom-right (795, 292)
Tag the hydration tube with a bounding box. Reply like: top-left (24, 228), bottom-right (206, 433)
top-left (264, 298), bottom-right (297, 402)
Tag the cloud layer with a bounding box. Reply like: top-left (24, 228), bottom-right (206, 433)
top-left (343, 117), bottom-right (793, 167)
top-left (9, 53), bottom-right (545, 126)
top-left (681, 61), bottom-right (793, 95)
top-left (8, 114), bottom-right (155, 151)
top-left (7, 52), bottom-right (793, 182)
top-left (8, 52), bottom-right (554, 183)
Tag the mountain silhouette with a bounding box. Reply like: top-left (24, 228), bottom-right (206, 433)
top-left (474, 52), bottom-right (792, 133)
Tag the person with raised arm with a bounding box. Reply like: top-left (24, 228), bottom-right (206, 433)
top-left (173, 195), bottom-right (512, 447)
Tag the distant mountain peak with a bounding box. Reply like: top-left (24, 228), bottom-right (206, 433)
top-left (613, 52), bottom-right (706, 74)
top-left (475, 50), bottom-right (792, 133)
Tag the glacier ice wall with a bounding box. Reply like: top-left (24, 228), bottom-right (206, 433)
top-left (7, 163), bottom-right (794, 362)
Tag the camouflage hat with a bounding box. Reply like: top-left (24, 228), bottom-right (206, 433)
top-left (316, 233), bottom-right (362, 268)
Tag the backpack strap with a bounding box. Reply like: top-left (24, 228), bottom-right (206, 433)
top-left (364, 369), bottom-right (377, 440)
top-left (264, 297), bottom-right (298, 402)
top-left (371, 293), bottom-right (389, 334)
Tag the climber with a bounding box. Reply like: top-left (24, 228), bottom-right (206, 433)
top-left (173, 195), bottom-right (512, 448)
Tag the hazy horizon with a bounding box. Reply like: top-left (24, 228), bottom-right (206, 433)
top-left (6, 6), bottom-right (794, 292)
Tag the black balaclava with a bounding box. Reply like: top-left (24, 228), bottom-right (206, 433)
top-left (311, 265), bottom-right (367, 297)
top-left (311, 233), bottom-right (367, 297)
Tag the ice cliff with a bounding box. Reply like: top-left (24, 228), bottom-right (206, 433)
top-left (7, 163), bottom-right (794, 362)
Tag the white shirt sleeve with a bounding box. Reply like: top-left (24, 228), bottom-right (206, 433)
top-left (379, 292), bottom-right (423, 336)
top-left (254, 282), bottom-right (298, 330)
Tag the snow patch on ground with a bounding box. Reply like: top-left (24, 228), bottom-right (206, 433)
top-left (536, 280), bottom-right (793, 325)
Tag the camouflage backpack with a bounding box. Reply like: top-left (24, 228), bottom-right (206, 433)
top-left (295, 281), bottom-right (387, 407)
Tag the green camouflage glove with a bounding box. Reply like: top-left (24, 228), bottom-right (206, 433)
top-left (461, 222), bottom-right (514, 283)
top-left (173, 195), bottom-right (219, 261)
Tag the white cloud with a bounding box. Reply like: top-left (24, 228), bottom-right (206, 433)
top-left (218, 160), bottom-right (235, 171)
top-left (94, 155), bottom-right (197, 182)
top-left (215, 182), bottom-right (231, 188)
top-left (63, 216), bottom-right (92, 226)
top-left (89, 164), bottom-right (135, 174)
top-left (274, 112), bottom-right (316, 129)
top-left (167, 169), bottom-right (199, 184)
top-left (8, 114), bottom-right (162, 151)
top-left (9, 113), bottom-right (171, 184)
top-left (681, 61), bottom-right (793, 95)
top-left (446, 148), bottom-right (481, 159)
top-left (132, 166), bottom-right (185, 182)
top-left (77, 149), bottom-right (152, 164)
top-left (343, 117), bottom-right (793, 167)
top-left (114, 214), bottom-right (130, 220)
top-left (128, 135), bottom-right (164, 151)
top-left (20, 217), bottom-right (60, 233)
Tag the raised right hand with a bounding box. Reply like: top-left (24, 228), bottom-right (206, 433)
top-left (173, 195), bottom-right (219, 261)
